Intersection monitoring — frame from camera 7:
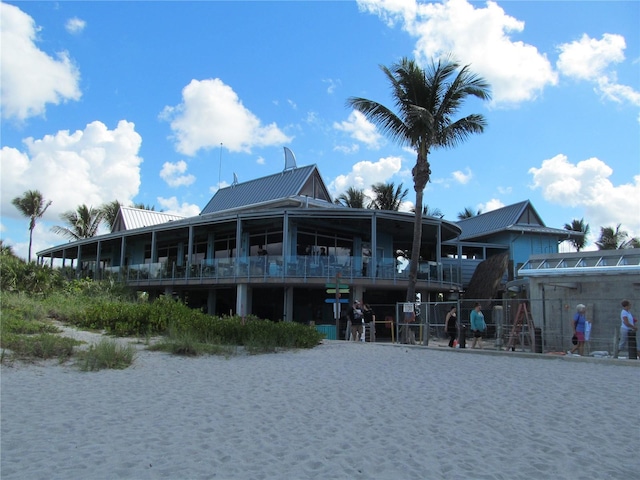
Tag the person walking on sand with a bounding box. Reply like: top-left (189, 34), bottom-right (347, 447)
top-left (569, 304), bottom-right (587, 356)
top-left (347, 300), bottom-right (364, 341)
top-left (470, 303), bottom-right (486, 349)
top-left (363, 303), bottom-right (375, 342)
top-left (445, 305), bottom-right (458, 348)
top-left (617, 300), bottom-right (637, 357)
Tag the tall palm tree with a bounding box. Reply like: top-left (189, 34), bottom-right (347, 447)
top-left (11, 189), bottom-right (52, 262)
top-left (457, 206), bottom-right (482, 219)
top-left (595, 224), bottom-right (627, 250)
top-left (334, 187), bottom-right (368, 208)
top-left (347, 56), bottom-right (490, 302)
top-left (563, 218), bottom-right (590, 252)
top-left (51, 204), bottom-right (104, 241)
top-left (369, 182), bottom-right (408, 211)
top-left (100, 200), bottom-right (122, 231)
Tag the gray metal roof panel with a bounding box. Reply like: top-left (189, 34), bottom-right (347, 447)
top-left (456, 200), bottom-right (545, 240)
top-left (114, 207), bottom-right (184, 232)
top-left (200, 164), bottom-right (330, 215)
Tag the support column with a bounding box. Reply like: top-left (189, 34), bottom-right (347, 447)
top-left (207, 289), bottom-right (216, 316)
top-left (95, 240), bottom-right (102, 280)
top-left (283, 286), bottom-right (294, 322)
top-left (236, 283), bottom-right (250, 318)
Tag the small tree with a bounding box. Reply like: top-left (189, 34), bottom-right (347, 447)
top-left (563, 218), bottom-right (590, 251)
top-left (51, 204), bottom-right (104, 240)
top-left (595, 224), bottom-right (627, 250)
top-left (334, 187), bottom-right (368, 208)
top-left (11, 189), bottom-right (52, 262)
top-left (457, 207), bottom-right (482, 220)
top-left (100, 200), bottom-right (122, 231)
top-left (369, 182), bottom-right (408, 211)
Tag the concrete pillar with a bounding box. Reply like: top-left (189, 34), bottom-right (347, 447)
top-left (236, 284), bottom-right (250, 318)
top-left (207, 289), bottom-right (216, 316)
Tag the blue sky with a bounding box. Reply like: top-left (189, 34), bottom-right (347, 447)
top-left (1, 0), bottom-right (639, 261)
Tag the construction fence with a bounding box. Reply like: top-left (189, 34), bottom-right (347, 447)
top-left (359, 298), bottom-right (634, 357)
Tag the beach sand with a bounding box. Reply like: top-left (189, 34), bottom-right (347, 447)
top-left (1, 339), bottom-right (639, 480)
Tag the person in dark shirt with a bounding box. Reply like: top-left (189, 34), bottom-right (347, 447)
top-left (362, 303), bottom-right (375, 342)
top-left (347, 300), bottom-right (364, 341)
top-left (445, 305), bottom-right (458, 348)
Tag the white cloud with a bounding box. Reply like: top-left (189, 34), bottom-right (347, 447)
top-left (557, 33), bottom-right (625, 81)
top-left (0, 3), bottom-right (81, 121)
top-left (328, 155), bottom-right (415, 211)
top-left (159, 160), bottom-right (196, 187)
top-left (322, 78), bottom-right (341, 94)
top-left (479, 198), bottom-right (505, 213)
top-left (334, 144), bottom-right (360, 154)
top-left (357, 0), bottom-right (557, 106)
top-left (452, 168), bottom-right (472, 184)
top-left (329, 155), bottom-right (403, 194)
top-left (160, 78), bottom-right (292, 156)
top-left (557, 33), bottom-right (640, 107)
top-left (156, 196), bottom-right (201, 218)
top-left (65, 17), bottom-right (86, 34)
top-left (528, 154), bottom-right (640, 239)
top-left (334, 110), bottom-right (384, 149)
top-left (597, 79), bottom-right (640, 106)
top-left (1, 120), bottom-right (143, 223)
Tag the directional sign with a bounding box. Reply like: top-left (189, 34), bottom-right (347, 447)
top-left (325, 298), bottom-right (350, 304)
top-left (326, 288), bottom-right (349, 294)
top-left (325, 283), bottom-right (349, 289)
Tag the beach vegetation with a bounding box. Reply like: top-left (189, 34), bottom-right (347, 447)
top-left (1, 292), bottom-right (80, 363)
top-left (77, 339), bottom-right (137, 371)
top-left (150, 307), bottom-right (323, 355)
top-left (1, 267), bottom-right (324, 365)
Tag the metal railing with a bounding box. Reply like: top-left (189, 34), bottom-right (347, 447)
top-left (100, 255), bottom-right (459, 285)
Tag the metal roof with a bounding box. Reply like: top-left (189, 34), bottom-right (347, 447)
top-left (200, 164), bottom-right (332, 215)
top-left (455, 200), bottom-right (580, 241)
top-left (112, 207), bottom-right (184, 232)
top-left (518, 249), bottom-right (640, 277)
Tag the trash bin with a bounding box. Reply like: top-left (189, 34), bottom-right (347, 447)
top-left (316, 324), bottom-right (336, 340)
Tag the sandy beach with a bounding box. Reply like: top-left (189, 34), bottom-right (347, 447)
top-left (2, 339), bottom-right (639, 480)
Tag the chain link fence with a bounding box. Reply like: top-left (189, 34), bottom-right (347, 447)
top-left (380, 298), bottom-right (634, 358)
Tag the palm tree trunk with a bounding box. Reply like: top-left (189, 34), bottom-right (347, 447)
top-left (407, 187), bottom-right (424, 303)
top-left (407, 158), bottom-right (430, 302)
top-left (28, 228), bottom-right (34, 263)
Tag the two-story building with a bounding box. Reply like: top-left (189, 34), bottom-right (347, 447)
top-left (37, 158), bottom-right (582, 331)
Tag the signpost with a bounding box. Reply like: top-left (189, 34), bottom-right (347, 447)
top-left (327, 273), bottom-right (349, 340)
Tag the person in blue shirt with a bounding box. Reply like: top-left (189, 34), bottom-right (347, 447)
top-left (569, 304), bottom-right (587, 356)
top-left (470, 303), bottom-right (486, 349)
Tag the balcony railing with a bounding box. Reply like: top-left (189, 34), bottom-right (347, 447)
top-left (101, 255), bottom-right (460, 285)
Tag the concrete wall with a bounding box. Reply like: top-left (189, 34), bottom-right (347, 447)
top-left (527, 274), bottom-right (639, 353)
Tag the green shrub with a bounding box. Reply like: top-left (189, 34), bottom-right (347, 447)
top-left (2, 333), bottom-right (79, 361)
top-left (77, 340), bottom-right (137, 371)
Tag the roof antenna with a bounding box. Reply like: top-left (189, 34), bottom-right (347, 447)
top-left (232, 172), bottom-right (239, 186)
top-left (283, 147), bottom-right (297, 171)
